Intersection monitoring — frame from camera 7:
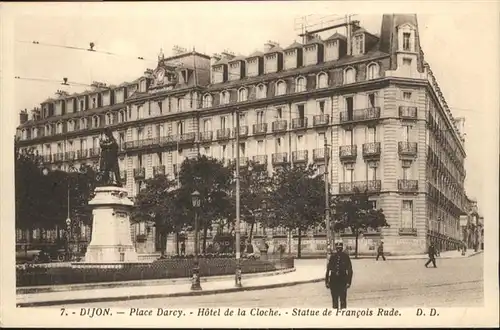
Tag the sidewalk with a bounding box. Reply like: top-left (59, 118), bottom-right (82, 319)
top-left (16, 262), bottom-right (325, 307)
top-left (386, 249), bottom-right (483, 260)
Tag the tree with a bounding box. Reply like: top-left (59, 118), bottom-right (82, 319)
top-left (268, 164), bottom-right (326, 258)
top-left (228, 160), bottom-right (271, 242)
top-left (131, 174), bottom-right (182, 256)
top-left (333, 190), bottom-right (389, 258)
top-left (177, 155), bottom-right (234, 253)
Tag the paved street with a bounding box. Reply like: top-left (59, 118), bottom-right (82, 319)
top-left (63, 254), bottom-right (483, 308)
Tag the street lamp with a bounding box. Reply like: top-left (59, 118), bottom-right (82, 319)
top-left (65, 217), bottom-right (71, 260)
top-left (191, 190), bottom-right (202, 291)
top-left (324, 136), bottom-right (331, 260)
top-left (235, 107), bottom-right (243, 288)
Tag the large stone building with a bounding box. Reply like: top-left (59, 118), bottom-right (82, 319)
top-left (15, 14), bottom-right (470, 256)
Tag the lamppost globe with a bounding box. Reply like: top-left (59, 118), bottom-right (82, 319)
top-left (66, 218), bottom-right (71, 227)
top-left (42, 168), bottom-right (49, 176)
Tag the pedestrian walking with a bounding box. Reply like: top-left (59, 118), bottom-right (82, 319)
top-left (325, 242), bottom-right (353, 309)
top-left (425, 243), bottom-right (437, 268)
top-left (376, 242), bottom-right (386, 261)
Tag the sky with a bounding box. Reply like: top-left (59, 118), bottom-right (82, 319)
top-left (2, 1), bottom-right (498, 217)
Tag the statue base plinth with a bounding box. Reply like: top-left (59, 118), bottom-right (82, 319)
top-left (82, 186), bottom-right (138, 264)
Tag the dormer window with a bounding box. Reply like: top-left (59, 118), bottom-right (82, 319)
top-left (276, 81), bottom-right (286, 96)
top-left (295, 76), bottom-right (306, 93)
top-left (264, 54), bottom-right (278, 73)
top-left (304, 45), bottom-right (318, 66)
top-left (56, 122), bottom-right (63, 134)
top-left (317, 72), bottom-right (328, 89)
top-left (352, 35), bottom-right (364, 55)
top-left (220, 91), bottom-right (230, 105)
top-left (344, 67), bottom-right (356, 84)
top-left (366, 63), bottom-right (380, 80)
top-left (212, 66), bottom-right (224, 84)
top-left (203, 94), bottom-right (213, 108)
top-left (119, 110), bottom-right (126, 123)
top-left (92, 115), bottom-right (100, 128)
top-left (238, 88), bottom-right (248, 102)
top-left (105, 112), bottom-right (113, 125)
top-left (397, 24), bottom-right (416, 52)
top-left (256, 84), bottom-right (267, 99)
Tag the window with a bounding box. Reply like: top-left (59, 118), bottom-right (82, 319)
top-left (257, 140), bottom-right (264, 154)
top-left (92, 98), bottom-right (97, 108)
top-left (119, 111), bottom-right (126, 123)
top-left (402, 125), bottom-right (412, 142)
top-left (67, 120), bottom-right (74, 132)
top-left (402, 58), bottom-right (412, 75)
top-left (401, 200), bottom-right (414, 228)
top-left (275, 137), bottom-right (282, 153)
top-left (106, 113), bottom-right (113, 125)
top-left (256, 111), bottom-right (265, 125)
top-left (368, 93), bottom-right (376, 108)
top-left (80, 100), bottom-right (84, 111)
top-left (158, 101), bottom-right (163, 114)
top-left (353, 35), bottom-right (364, 55)
top-left (220, 91), bottom-right (230, 105)
top-left (317, 132), bottom-right (326, 148)
top-left (344, 68), bottom-right (356, 84)
top-left (297, 104), bottom-right (305, 119)
top-left (366, 127), bottom-right (376, 143)
top-left (256, 84), bottom-right (266, 99)
top-left (203, 119), bottom-right (211, 132)
top-left (297, 135), bottom-right (304, 150)
top-left (203, 94), bottom-right (213, 108)
top-left (92, 115), bottom-right (99, 128)
top-left (367, 164), bottom-right (377, 181)
top-left (345, 96), bottom-right (354, 119)
top-left (296, 77), bottom-right (306, 92)
top-left (56, 122), bottom-right (63, 134)
top-left (317, 73), bottom-right (328, 88)
top-left (343, 165), bottom-right (354, 182)
top-left (403, 33), bottom-right (411, 51)
top-left (403, 91), bottom-right (412, 101)
top-left (177, 121), bottom-right (184, 135)
top-left (220, 116), bottom-right (227, 130)
top-left (275, 107), bottom-right (282, 119)
top-left (238, 88), bottom-right (248, 102)
top-left (239, 142), bottom-right (246, 156)
top-left (318, 100), bottom-right (326, 115)
top-left (80, 118), bottom-right (87, 129)
top-left (276, 81), bottom-right (286, 96)
top-left (367, 63), bottom-right (379, 80)
top-left (344, 129), bottom-right (353, 145)
top-left (239, 113), bottom-right (246, 126)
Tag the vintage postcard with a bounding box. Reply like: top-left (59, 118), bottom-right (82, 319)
top-left (0, 1), bottom-right (498, 328)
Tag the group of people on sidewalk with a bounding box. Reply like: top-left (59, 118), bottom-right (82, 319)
top-left (325, 241), bottom-right (442, 309)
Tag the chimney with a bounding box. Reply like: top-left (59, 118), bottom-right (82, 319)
top-left (264, 40), bottom-right (279, 52)
top-left (211, 53), bottom-right (222, 66)
top-left (19, 109), bottom-right (28, 124)
top-left (221, 49), bottom-right (235, 60)
top-left (346, 15), bottom-right (352, 55)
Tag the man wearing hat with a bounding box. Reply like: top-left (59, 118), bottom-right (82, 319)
top-left (325, 242), bottom-right (353, 309)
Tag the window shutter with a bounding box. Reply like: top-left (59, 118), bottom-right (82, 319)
top-left (357, 63), bottom-right (367, 82)
top-left (267, 82), bottom-right (275, 97)
top-left (306, 75), bottom-right (316, 91)
top-left (229, 90), bottom-right (237, 103)
top-left (285, 77), bottom-right (294, 94)
top-left (248, 86), bottom-right (256, 100)
top-left (113, 112), bottom-right (118, 124)
top-left (331, 69), bottom-right (343, 86)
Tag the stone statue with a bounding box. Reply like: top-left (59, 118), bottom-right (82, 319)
top-left (97, 128), bottom-right (122, 187)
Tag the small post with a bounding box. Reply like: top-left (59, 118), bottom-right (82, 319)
top-left (191, 191), bottom-right (202, 291)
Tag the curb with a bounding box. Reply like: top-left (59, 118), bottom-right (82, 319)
top-left (17, 268), bottom-right (296, 295)
top-left (16, 277), bottom-right (324, 308)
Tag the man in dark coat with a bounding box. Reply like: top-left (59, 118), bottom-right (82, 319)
top-left (325, 242), bottom-right (353, 309)
top-left (376, 241), bottom-right (386, 261)
top-left (425, 243), bottom-right (437, 268)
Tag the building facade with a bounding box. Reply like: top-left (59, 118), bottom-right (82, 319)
top-left (15, 14), bottom-right (470, 256)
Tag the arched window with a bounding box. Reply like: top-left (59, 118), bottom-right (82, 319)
top-left (92, 115), bottom-right (100, 128)
top-left (56, 122), bottom-right (63, 134)
top-left (295, 76), bottom-right (306, 92)
top-left (21, 129), bottom-right (27, 140)
top-left (106, 112), bottom-right (113, 125)
top-left (80, 117), bottom-right (87, 130)
top-left (366, 63), bottom-right (380, 80)
top-left (344, 67), bottom-right (356, 84)
top-left (238, 88), bottom-right (248, 102)
top-left (119, 110), bottom-right (126, 123)
top-left (276, 81), bottom-right (286, 96)
top-left (256, 84), bottom-right (267, 99)
top-left (317, 72), bottom-right (328, 89)
top-left (220, 91), bottom-right (230, 105)
top-left (67, 120), bottom-right (74, 132)
top-left (203, 94), bottom-right (213, 108)
top-left (32, 127), bottom-right (37, 138)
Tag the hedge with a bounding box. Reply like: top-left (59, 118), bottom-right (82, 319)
top-left (16, 256), bottom-right (294, 287)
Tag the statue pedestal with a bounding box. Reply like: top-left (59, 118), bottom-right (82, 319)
top-left (79, 186), bottom-right (139, 265)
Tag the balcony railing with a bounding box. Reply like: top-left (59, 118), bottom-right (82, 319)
top-left (292, 150), bottom-right (308, 163)
top-left (252, 155), bottom-right (268, 165)
top-left (125, 139), bottom-right (153, 150)
top-left (339, 107), bottom-right (381, 123)
top-left (272, 152), bottom-right (288, 165)
top-left (339, 145), bottom-right (357, 161)
top-left (292, 118), bottom-right (308, 129)
top-left (133, 167), bottom-right (145, 179)
top-left (398, 228), bottom-right (417, 236)
top-left (399, 106), bottom-right (418, 119)
top-left (313, 114), bottom-right (329, 127)
top-left (362, 142), bottom-right (381, 158)
top-left (153, 165), bottom-right (166, 177)
top-left (89, 148), bottom-right (100, 157)
top-left (216, 128), bottom-right (231, 140)
top-left (238, 126), bottom-right (249, 137)
top-left (339, 180), bottom-right (382, 194)
top-left (159, 135), bottom-right (176, 146)
top-left (398, 179), bottom-right (418, 192)
top-left (398, 141), bottom-right (418, 157)
top-left (230, 157), bottom-right (249, 167)
top-left (76, 149), bottom-right (88, 159)
top-left (179, 132), bottom-right (196, 143)
top-left (65, 151), bottom-right (76, 161)
top-left (54, 153), bottom-right (64, 162)
top-left (253, 123), bottom-right (268, 135)
top-left (199, 131), bottom-right (213, 142)
top-left (313, 148), bottom-right (325, 161)
top-left (272, 120), bottom-right (287, 133)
